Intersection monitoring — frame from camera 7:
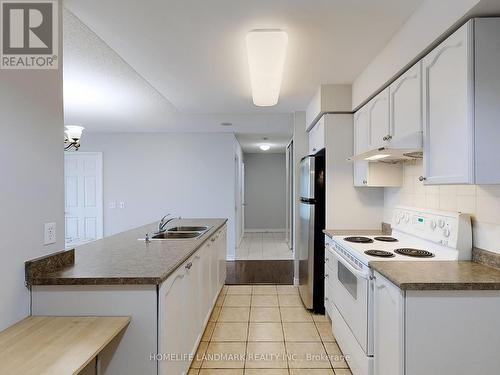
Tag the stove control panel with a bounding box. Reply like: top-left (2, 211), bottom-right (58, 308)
top-left (392, 207), bottom-right (472, 259)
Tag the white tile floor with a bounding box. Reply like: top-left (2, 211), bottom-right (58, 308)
top-left (189, 285), bottom-right (352, 375)
top-left (235, 232), bottom-right (293, 260)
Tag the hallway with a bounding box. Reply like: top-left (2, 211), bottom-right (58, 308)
top-left (235, 232), bottom-right (292, 260)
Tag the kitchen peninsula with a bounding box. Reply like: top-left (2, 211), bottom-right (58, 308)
top-left (25, 218), bottom-right (228, 375)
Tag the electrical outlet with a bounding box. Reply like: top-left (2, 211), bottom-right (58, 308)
top-left (44, 222), bottom-right (56, 245)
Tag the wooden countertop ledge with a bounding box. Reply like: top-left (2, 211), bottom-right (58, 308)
top-left (0, 316), bottom-right (130, 375)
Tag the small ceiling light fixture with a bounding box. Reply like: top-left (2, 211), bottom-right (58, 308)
top-left (220, 122), bottom-right (233, 127)
top-left (64, 125), bottom-right (85, 151)
top-left (246, 29), bottom-right (288, 107)
top-left (259, 144), bottom-right (271, 151)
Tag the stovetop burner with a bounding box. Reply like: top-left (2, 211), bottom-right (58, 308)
top-left (374, 236), bottom-right (398, 242)
top-left (344, 236), bottom-right (373, 243)
top-left (394, 248), bottom-right (435, 258)
top-left (364, 250), bottom-right (395, 258)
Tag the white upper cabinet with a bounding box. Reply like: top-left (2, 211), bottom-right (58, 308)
top-left (389, 61), bottom-right (423, 149)
top-left (308, 116), bottom-right (325, 154)
top-left (422, 19), bottom-right (500, 185)
top-left (422, 22), bottom-right (473, 185)
top-left (367, 88), bottom-right (390, 149)
top-left (354, 108), bottom-right (369, 155)
top-left (354, 107), bottom-right (402, 187)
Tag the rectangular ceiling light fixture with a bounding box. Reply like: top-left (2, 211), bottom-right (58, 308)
top-left (246, 29), bottom-right (288, 107)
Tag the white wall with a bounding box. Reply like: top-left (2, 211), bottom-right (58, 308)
top-left (0, 3), bottom-right (65, 330)
top-left (80, 132), bottom-right (239, 259)
top-left (243, 153), bottom-right (286, 231)
top-left (385, 160), bottom-right (500, 254)
top-left (352, 0), bottom-right (480, 108)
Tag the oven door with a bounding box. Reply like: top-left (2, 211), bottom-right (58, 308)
top-left (330, 249), bottom-right (370, 354)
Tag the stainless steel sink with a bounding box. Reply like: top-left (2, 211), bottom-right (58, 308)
top-left (167, 226), bottom-right (209, 232)
top-left (151, 232), bottom-right (202, 240)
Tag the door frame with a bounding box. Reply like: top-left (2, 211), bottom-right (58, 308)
top-left (64, 151), bottom-right (104, 247)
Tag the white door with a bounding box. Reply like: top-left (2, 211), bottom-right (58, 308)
top-left (422, 22), bottom-right (474, 185)
top-left (64, 152), bottom-right (103, 247)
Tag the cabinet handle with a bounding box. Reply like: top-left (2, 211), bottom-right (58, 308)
top-left (419, 176), bottom-right (426, 182)
top-left (185, 262), bottom-right (193, 270)
top-left (382, 135), bottom-right (393, 141)
top-left (363, 180), bottom-right (367, 185)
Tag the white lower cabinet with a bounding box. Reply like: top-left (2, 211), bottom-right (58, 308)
top-left (373, 271), bottom-right (500, 375)
top-left (373, 273), bottom-right (404, 375)
top-left (158, 226), bottom-right (227, 375)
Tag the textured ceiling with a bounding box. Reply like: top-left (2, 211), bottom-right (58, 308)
top-left (64, 0), bottom-right (423, 115)
top-left (63, 8), bottom-right (293, 135)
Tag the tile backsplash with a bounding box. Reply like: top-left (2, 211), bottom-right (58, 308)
top-left (384, 160), bottom-right (500, 254)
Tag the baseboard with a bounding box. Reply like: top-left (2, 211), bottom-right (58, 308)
top-left (244, 229), bottom-right (286, 233)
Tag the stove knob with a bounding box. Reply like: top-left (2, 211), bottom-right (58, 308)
top-left (442, 228), bottom-right (450, 237)
top-left (428, 220), bottom-right (436, 230)
top-left (438, 219), bottom-right (445, 228)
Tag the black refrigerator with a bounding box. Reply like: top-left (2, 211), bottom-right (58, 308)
top-left (298, 149), bottom-right (325, 313)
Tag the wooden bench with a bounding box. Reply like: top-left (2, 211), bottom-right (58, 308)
top-left (0, 316), bottom-right (131, 375)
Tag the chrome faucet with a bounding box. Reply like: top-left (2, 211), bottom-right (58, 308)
top-left (157, 214), bottom-right (180, 233)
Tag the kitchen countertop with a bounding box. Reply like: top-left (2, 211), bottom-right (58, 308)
top-left (371, 261), bottom-right (500, 291)
top-left (26, 218), bottom-right (227, 286)
top-left (323, 229), bottom-right (386, 238)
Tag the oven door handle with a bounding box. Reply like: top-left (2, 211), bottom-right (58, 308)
top-left (331, 250), bottom-right (370, 280)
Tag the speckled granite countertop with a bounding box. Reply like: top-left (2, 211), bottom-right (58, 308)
top-left (323, 229), bottom-right (385, 238)
top-left (371, 261), bottom-right (500, 290)
top-left (27, 218), bottom-right (227, 286)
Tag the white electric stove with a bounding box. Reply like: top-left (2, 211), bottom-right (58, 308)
top-left (324, 207), bottom-right (472, 375)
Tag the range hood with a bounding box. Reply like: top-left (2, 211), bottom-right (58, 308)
top-left (349, 147), bottom-right (422, 162)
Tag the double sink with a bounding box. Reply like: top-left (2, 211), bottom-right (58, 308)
top-left (150, 226), bottom-right (211, 240)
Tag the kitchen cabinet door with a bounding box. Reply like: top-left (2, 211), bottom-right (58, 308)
top-left (368, 88), bottom-right (390, 150)
top-left (389, 61), bottom-right (423, 148)
top-left (159, 264), bottom-right (190, 375)
top-left (218, 228), bottom-right (227, 287)
top-left (422, 22), bottom-right (474, 185)
top-left (308, 116), bottom-right (325, 154)
top-left (373, 272), bottom-right (405, 375)
top-left (209, 238), bottom-right (218, 303)
top-left (186, 246), bottom-right (204, 341)
top-left (353, 108), bottom-right (370, 186)
top-left (199, 243), bottom-right (211, 324)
